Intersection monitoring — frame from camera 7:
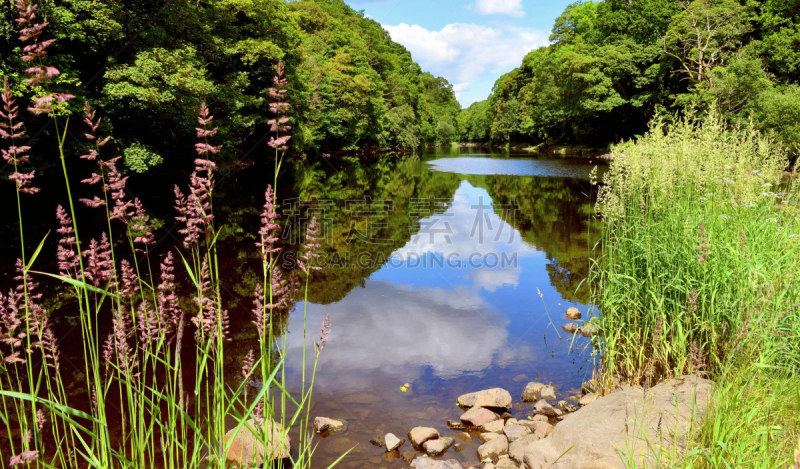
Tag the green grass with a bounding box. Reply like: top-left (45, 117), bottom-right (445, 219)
top-left (591, 114), bottom-right (800, 467)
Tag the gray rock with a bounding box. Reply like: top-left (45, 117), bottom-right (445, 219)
top-left (565, 307), bottom-right (582, 320)
top-left (461, 406), bottom-right (500, 427)
top-left (423, 437), bottom-right (455, 456)
top-left (532, 399), bottom-right (559, 417)
top-left (410, 455), bottom-right (462, 469)
top-left (458, 388), bottom-right (513, 409)
top-left (312, 416), bottom-right (346, 435)
top-left (384, 433), bottom-right (403, 452)
top-left (408, 427), bottom-right (439, 447)
top-left (520, 382), bottom-right (545, 402)
top-left (509, 375), bottom-right (715, 468)
top-left (502, 423), bottom-right (531, 442)
top-left (478, 434), bottom-right (509, 462)
top-left (540, 385), bottom-right (556, 401)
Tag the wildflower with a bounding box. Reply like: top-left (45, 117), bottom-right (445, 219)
top-left (79, 102), bottom-right (113, 209)
top-left (241, 349), bottom-right (255, 384)
top-left (789, 234), bottom-right (800, 239)
top-left (130, 198), bottom-right (155, 248)
top-left (105, 157), bottom-right (133, 220)
top-left (762, 182), bottom-right (773, 188)
top-left (256, 185), bottom-right (281, 258)
top-left (1, 79), bottom-right (38, 194)
top-left (251, 283), bottom-right (269, 336)
top-left (766, 217), bottom-right (778, 223)
top-left (688, 340), bottom-right (707, 377)
top-left (55, 205), bottom-right (79, 278)
top-left (316, 313), bottom-right (332, 353)
top-left (104, 304), bottom-right (139, 378)
top-left (686, 288), bottom-right (698, 314)
top-left (118, 259), bottom-right (139, 299)
top-left (719, 214), bottom-right (729, 220)
top-left (9, 450), bottom-right (39, 466)
top-left (157, 252), bottom-right (181, 334)
top-left (84, 233), bottom-right (113, 287)
top-left (195, 103), bottom-right (221, 156)
top-left (724, 178), bottom-right (734, 184)
top-left (192, 257), bottom-right (228, 343)
top-left (267, 61), bottom-right (291, 152)
top-left (298, 216), bottom-right (321, 275)
top-left (136, 300), bottom-right (163, 347)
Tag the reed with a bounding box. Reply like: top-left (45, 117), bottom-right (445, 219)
top-left (592, 113), bottom-right (800, 466)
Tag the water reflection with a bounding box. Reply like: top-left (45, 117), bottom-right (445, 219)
top-left (275, 150), bottom-right (600, 467)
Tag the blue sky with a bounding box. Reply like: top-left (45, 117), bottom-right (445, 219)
top-left (344, 0), bottom-right (575, 107)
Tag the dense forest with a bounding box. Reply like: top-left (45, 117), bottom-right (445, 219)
top-left (459, 0), bottom-right (800, 157)
top-left (0, 0), bottom-right (461, 173)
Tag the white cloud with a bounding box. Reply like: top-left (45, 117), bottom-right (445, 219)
top-left (383, 22), bottom-right (549, 105)
top-left (473, 0), bottom-right (524, 17)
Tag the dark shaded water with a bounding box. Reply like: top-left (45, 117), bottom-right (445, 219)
top-left (0, 148), bottom-right (601, 467)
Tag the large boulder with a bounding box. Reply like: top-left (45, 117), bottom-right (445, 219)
top-left (458, 388), bottom-right (513, 409)
top-left (509, 375), bottom-right (715, 468)
top-left (224, 419), bottom-right (290, 467)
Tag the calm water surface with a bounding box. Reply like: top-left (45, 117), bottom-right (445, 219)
top-left (272, 149), bottom-right (600, 467)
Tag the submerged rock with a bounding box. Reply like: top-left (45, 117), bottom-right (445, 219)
top-left (408, 427), bottom-right (439, 447)
top-left (410, 455), bottom-right (462, 469)
top-left (561, 322), bottom-right (580, 334)
top-left (578, 321), bottom-right (600, 337)
top-left (312, 416), bottom-right (347, 435)
top-left (458, 388), bottom-right (512, 409)
top-left (385, 433), bottom-right (404, 452)
top-left (565, 307), bottom-right (582, 320)
top-left (521, 382), bottom-right (545, 402)
top-left (224, 419), bottom-right (290, 466)
top-left (540, 385), bottom-right (557, 401)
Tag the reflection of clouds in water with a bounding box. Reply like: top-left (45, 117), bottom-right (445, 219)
top-left (393, 181), bottom-right (539, 262)
top-left (284, 279), bottom-right (510, 390)
top-left (471, 267), bottom-right (521, 292)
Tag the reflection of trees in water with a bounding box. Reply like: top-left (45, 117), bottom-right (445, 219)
top-left (482, 175), bottom-right (599, 303)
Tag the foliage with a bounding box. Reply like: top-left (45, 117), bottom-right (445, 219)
top-left (461, 0), bottom-right (800, 160)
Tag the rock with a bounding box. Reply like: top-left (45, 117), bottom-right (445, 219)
top-left (540, 385), bottom-right (557, 401)
top-left (458, 388), bottom-right (513, 409)
top-left (312, 416), bottom-right (346, 435)
top-left (520, 382), bottom-right (545, 402)
top-left (561, 322), bottom-right (580, 334)
top-left (529, 414), bottom-right (549, 422)
top-left (384, 433), bottom-right (403, 452)
top-left (410, 455), bottom-right (462, 469)
top-left (401, 450), bottom-right (416, 463)
top-left (461, 406), bottom-right (500, 427)
top-left (369, 436), bottom-right (385, 447)
top-left (578, 321), bottom-right (600, 337)
top-left (502, 423), bottom-right (531, 442)
top-left (455, 431), bottom-right (473, 442)
top-left (508, 375), bottom-right (715, 468)
top-left (224, 419), bottom-right (290, 466)
top-left (477, 434), bottom-right (509, 462)
top-left (483, 463), bottom-right (496, 469)
top-left (481, 419), bottom-right (505, 433)
top-left (579, 393), bottom-right (597, 406)
top-left (557, 400), bottom-right (577, 412)
top-left (408, 427), bottom-right (439, 447)
top-left (453, 443), bottom-right (465, 452)
top-left (423, 437), bottom-right (455, 456)
top-left (527, 420), bottom-right (554, 438)
top-left (565, 307), bottom-right (582, 320)
top-left (495, 455), bottom-right (521, 468)
top-left (532, 399), bottom-right (559, 417)
top-left (446, 419), bottom-right (466, 430)
top-left (479, 432), bottom-right (501, 442)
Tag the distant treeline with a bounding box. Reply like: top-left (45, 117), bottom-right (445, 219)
top-left (0, 0), bottom-right (461, 172)
top-left (459, 0), bottom-right (800, 157)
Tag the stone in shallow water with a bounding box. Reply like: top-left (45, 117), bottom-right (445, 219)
top-left (408, 426), bottom-right (439, 447)
top-left (410, 455), bottom-right (462, 469)
top-left (521, 382), bottom-right (545, 402)
top-left (478, 434), bottom-right (509, 462)
top-left (423, 436), bottom-right (455, 456)
top-left (533, 399), bottom-right (559, 417)
top-left (384, 433), bottom-right (403, 452)
top-left (458, 388), bottom-right (512, 409)
top-left (224, 419), bottom-right (290, 466)
top-left (562, 322), bottom-right (580, 334)
top-left (566, 307), bottom-right (582, 320)
top-left (503, 423), bottom-right (532, 442)
top-left (312, 416), bottom-right (346, 435)
top-left (540, 385), bottom-right (557, 401)
top-left (461, 406), bottom-right (500, 427)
